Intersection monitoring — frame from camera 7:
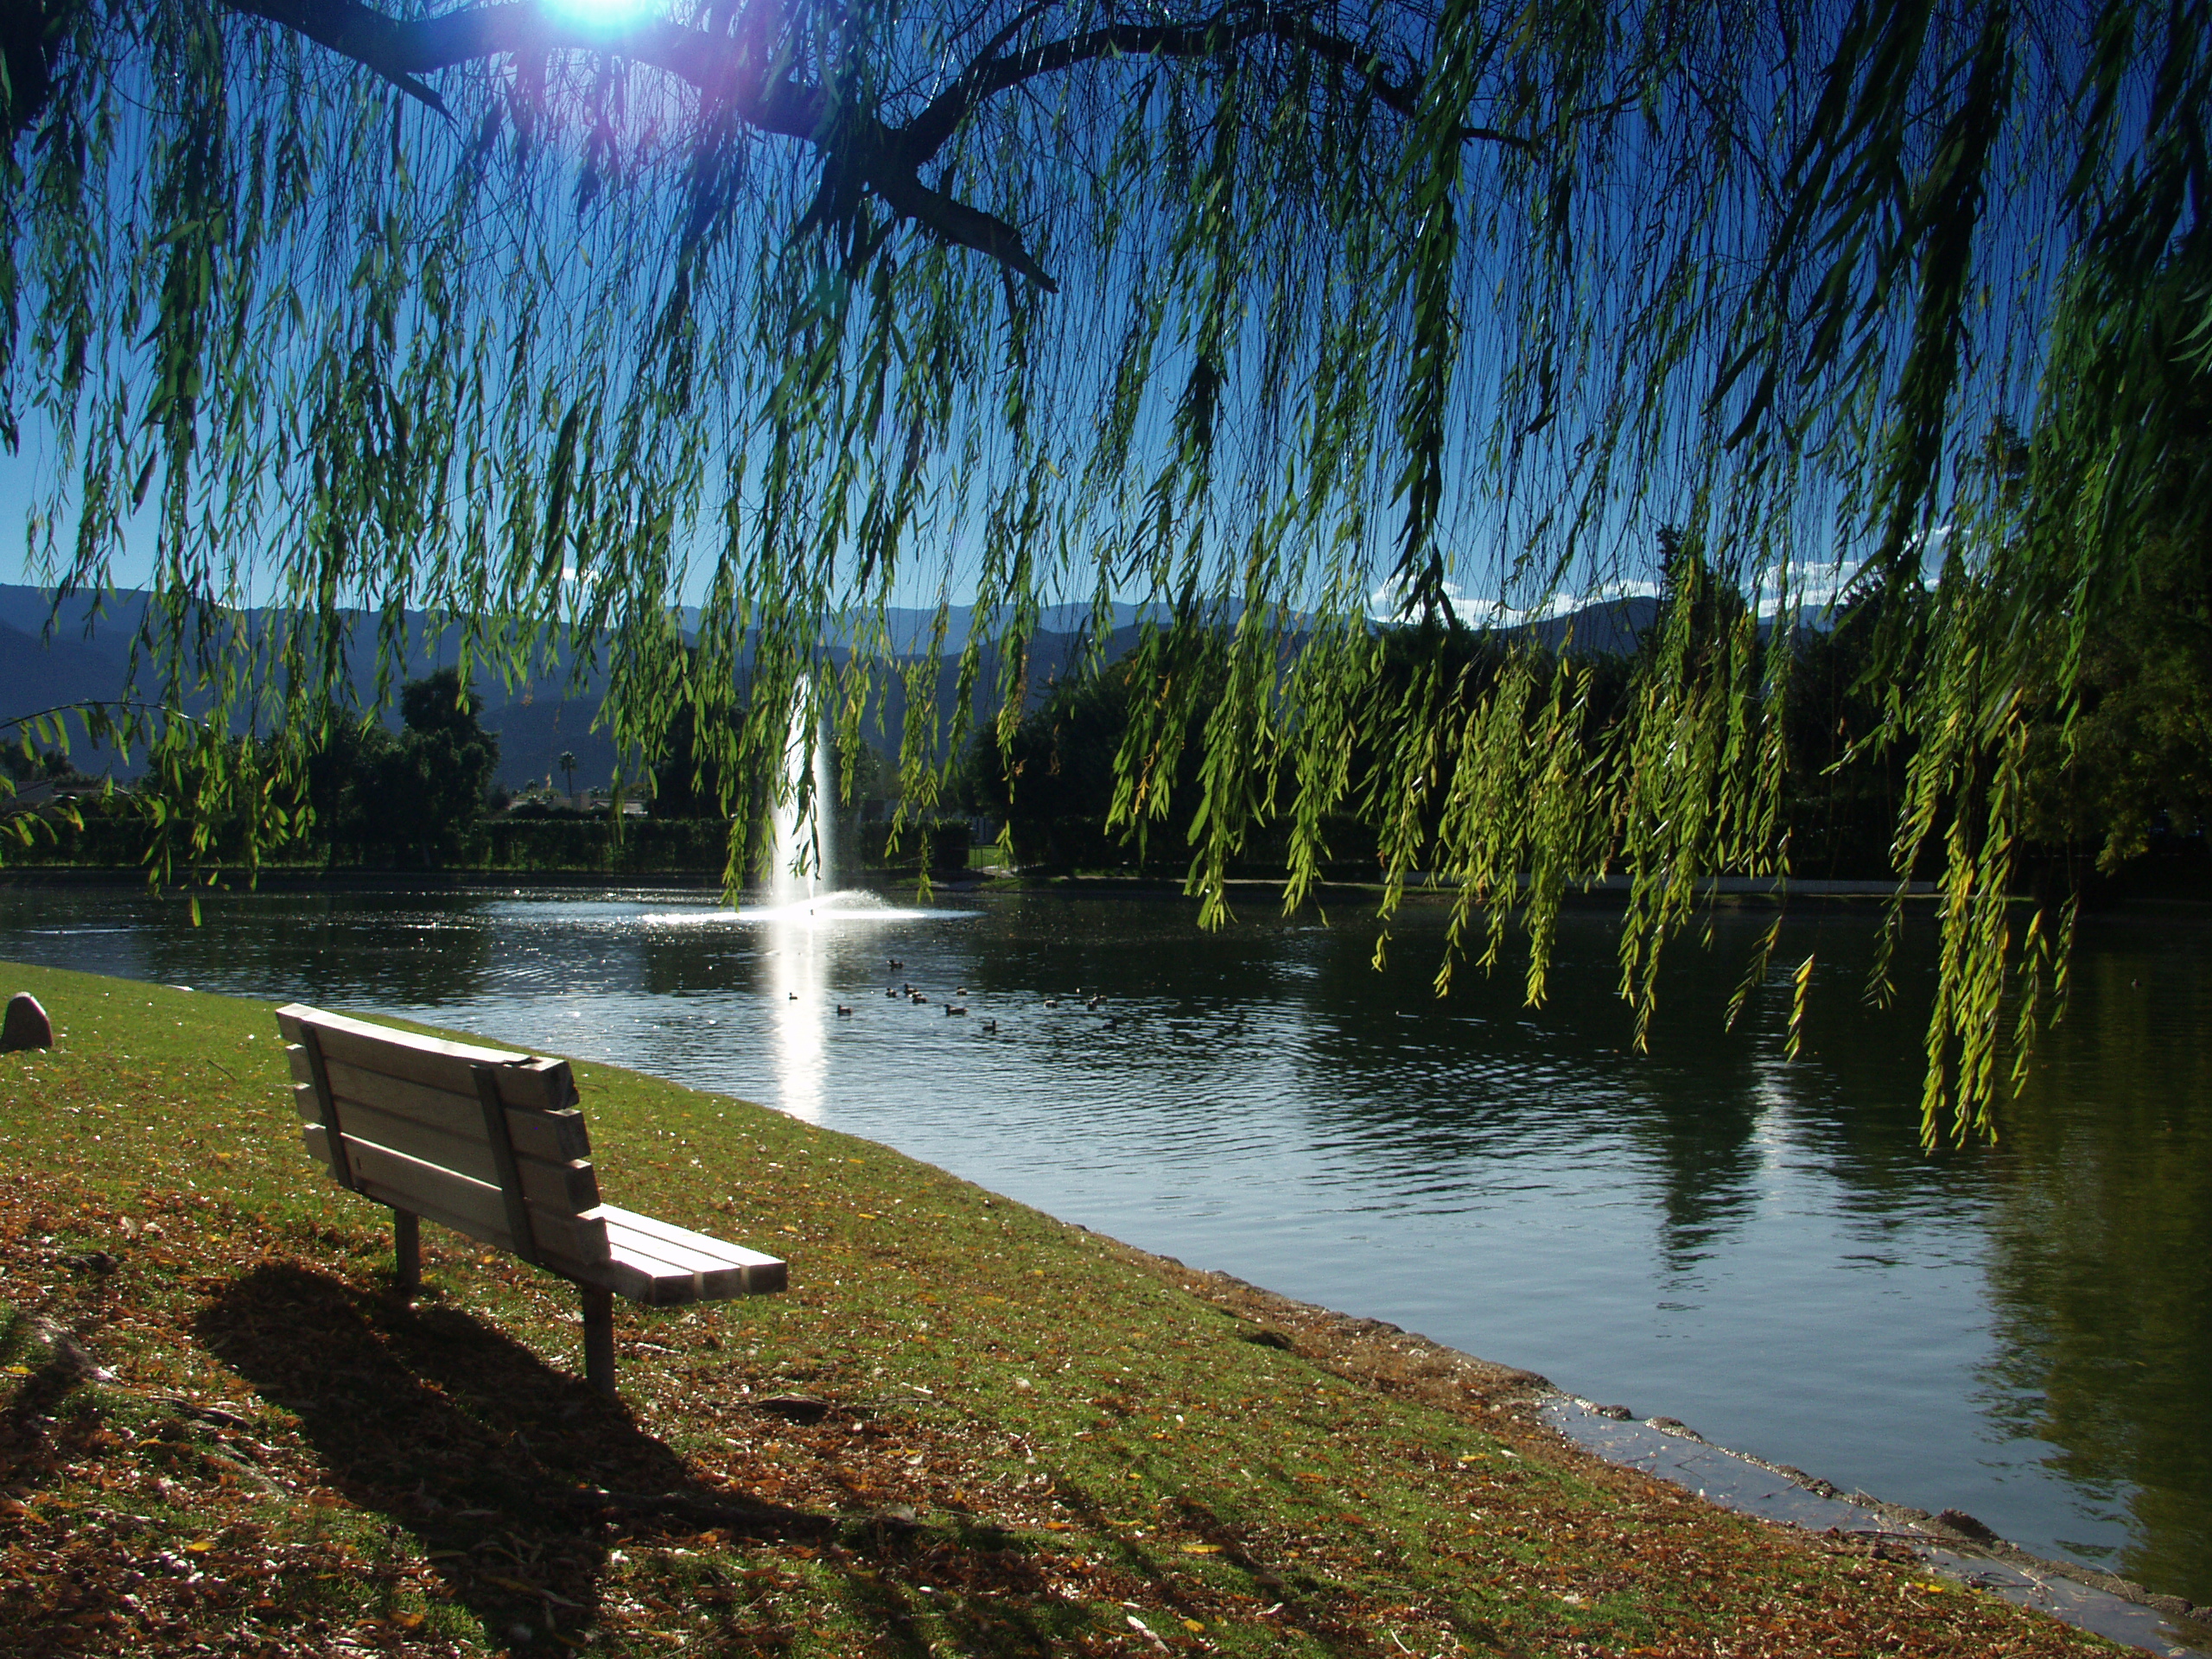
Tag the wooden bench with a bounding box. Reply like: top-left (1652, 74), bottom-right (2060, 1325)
top-left (276, 1003), bottom-right (786, 1395)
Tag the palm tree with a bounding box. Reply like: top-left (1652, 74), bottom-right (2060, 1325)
top-left (559, 752), bottom-right (578, 803)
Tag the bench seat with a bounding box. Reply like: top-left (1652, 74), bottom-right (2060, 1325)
top-left (594, 1205), bottom-right (787, 1304)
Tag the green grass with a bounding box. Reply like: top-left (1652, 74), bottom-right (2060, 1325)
top-left (0, 958), bottom-right (2120, 1657)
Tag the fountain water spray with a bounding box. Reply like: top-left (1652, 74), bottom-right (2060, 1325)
top-left (767, 678), bottom-right (838, 910)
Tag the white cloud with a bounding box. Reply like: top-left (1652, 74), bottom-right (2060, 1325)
top-left (1367, 575), bottom-right (1662, 628)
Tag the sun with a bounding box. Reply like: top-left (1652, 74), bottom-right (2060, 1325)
top-left (537, 0), bottom-right (657, 28)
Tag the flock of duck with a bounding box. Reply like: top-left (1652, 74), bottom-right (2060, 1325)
top-left (816, 957), bottom-right (1121, 1033)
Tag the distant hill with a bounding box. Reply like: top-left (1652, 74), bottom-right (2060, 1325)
top-left (0, 585), bottom-right (613, 787)
top-left (0, 584), bottom-right (1667, 788)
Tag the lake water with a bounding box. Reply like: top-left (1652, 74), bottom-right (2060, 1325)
top-left (2, 880), bottom-right (2205, 1605)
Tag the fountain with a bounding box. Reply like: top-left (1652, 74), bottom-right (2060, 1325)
top-left (766, 682), bottom-right (838, 912)
top-left (734, 680), bottom-right (952, 926)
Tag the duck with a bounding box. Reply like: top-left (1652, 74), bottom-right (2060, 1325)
top-left (889, 957), bottom-right (904, 969)
top-left (982, 1019), bottom-right (998, 1033)
top-left (787, 991), bottom-right (798, 1001)
top-left (945, 1004), bottom-right (967, 1016)
top-left (1043, 998), bottom-right (1060, 1009)
top-left (836, 1005), bottom-right (853, 1016)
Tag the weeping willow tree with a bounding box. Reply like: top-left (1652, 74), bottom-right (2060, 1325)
top-left (0, 0), bottom-right (2204, 1141)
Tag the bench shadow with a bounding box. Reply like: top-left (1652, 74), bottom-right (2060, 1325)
top-left (194, 1264), bottom-right (1275, 1656)
top-left (194, 1262), bottom-right (830, 1649)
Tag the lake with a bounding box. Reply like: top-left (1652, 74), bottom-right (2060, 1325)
top-left (2, 880), bottom-right (2205, 1605)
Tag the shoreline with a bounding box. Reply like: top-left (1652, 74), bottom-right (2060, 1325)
top-left (12, 864), bottom-right (2212, 919)
top-left (1083, 1233), bottom-right (2211, 1659)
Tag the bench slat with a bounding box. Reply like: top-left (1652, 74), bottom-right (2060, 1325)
top-left (320, 1053), bottom-right (593, 1163)
top-left (604, 1221), bottom-right (753, 1290)
top-left (286, 1047), bottom-right (593, 1166)
top-left (291, 1087), bottom-right (601, 1214)
top-left (600, 1236), bottom-right (750, 1304)
top-left (600, 1204), bottom-right (787, 1272)
top-left (276, 1005), bottom-right (576, 1113)
top-left (601, 1205), bottom-right (787, 1303)
top-left (302, 1125), bottom-right (612, 1264)
top-left (606, 1245), bottom-right (728, 1304)
top-left (295, 1091), bottom-right (343, 1177)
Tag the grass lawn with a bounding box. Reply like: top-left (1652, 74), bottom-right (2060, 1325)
top-left (0, 958), bottom-right (2120, 1657)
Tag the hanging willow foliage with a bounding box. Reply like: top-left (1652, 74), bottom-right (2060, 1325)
top-left (0, 0), bottom-right (2205, 1143)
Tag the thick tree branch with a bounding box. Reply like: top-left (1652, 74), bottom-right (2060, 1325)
top-left (217, 0), bottom-right (1064, 277)
top-left (868, 158), bottom-right (1059, 289)
top-left (208, 0), bottom-right (1522, 289)
top-left (897, 1), bottom-right (1532, 168)
top-left (219, 0), bottom-right (829, 135)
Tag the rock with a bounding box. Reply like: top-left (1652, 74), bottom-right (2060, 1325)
top-left (46, 1331), bottom-right (115, 1382)
top-left (1, 993), bottom-right (53, 1052)
top-left (1240, 1327), bottom-right (1295, 1351)
top-left (1934, 1508), bottom-right (1999, 1543)
top-left (1593, 1404), bottom-right (1633, 1421)
top-left (755, 1393), bottom-right (832, 1424)
top-left (62, 1251), bottom-right (118, 1275)
top-left (1777, 1466), bottom-right (1840, 1497)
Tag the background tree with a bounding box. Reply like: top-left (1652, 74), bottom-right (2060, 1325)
top-left (302, 670), bottom-right (499, 864)
top-left (1, 0), bottom-right (2205, 1139)
top-left (380, 669), bottom-right (500, 865)
top-left (301, 714), bottom-right (397, 859)
top-left (2018, 331), bottom-right (2212, 874)
top-left (962, 668), bottom-right (1154, 868)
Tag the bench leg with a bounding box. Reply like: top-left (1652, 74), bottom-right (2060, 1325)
top-left (581, 1287), bottom-right (616, 1398)
top-left (393, 1210), bottom-right (420, 1297)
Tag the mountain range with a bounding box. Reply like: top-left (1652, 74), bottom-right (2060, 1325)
top-left (0, 586), bottom-right (1661, 788)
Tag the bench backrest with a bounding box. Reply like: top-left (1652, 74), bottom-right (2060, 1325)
top-left (276, 1004), bottom-right (612, 1273)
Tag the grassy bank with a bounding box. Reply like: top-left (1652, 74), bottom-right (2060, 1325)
top-left (0, 961), bottom-right (2114, 1658)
